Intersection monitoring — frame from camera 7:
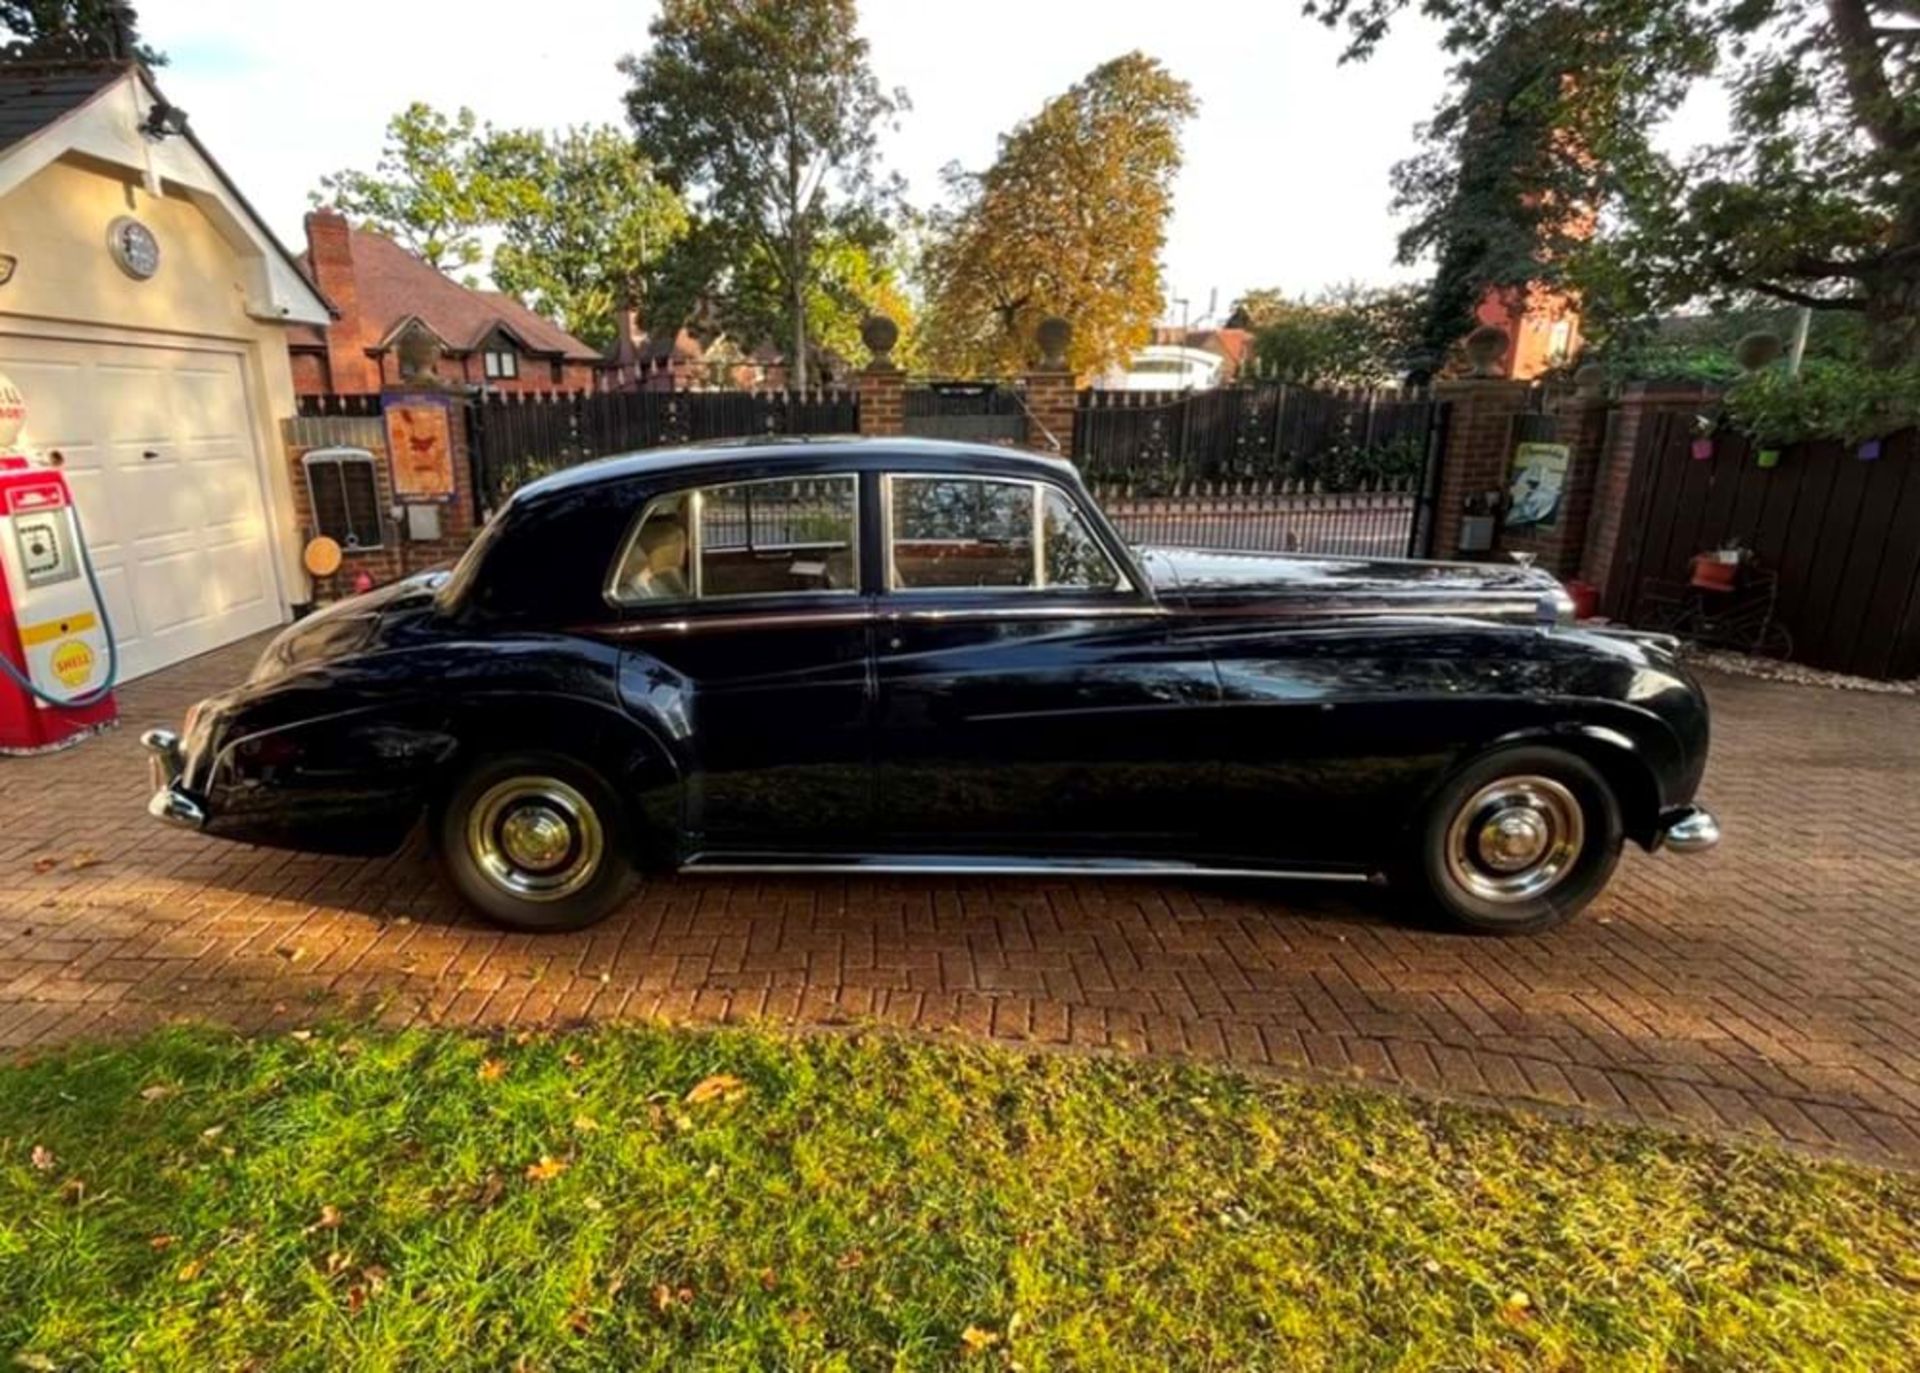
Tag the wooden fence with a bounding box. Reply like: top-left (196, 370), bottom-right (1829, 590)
top-left (468, 388), bottom-right (858, 518)
top-left (1611, 414), bottom-right (1920, 678)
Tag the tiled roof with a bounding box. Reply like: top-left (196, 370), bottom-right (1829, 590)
top-left (293, 225), bottom-right (602, 362)
top-left (0, 61), bottom-right (123, 153)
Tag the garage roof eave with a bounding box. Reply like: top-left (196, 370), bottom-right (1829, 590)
top-left (0, 65), bottom-right (333, 327)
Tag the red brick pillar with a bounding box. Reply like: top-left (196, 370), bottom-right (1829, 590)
top-left (1578, 381), bottom-right (1719, 607)
top-left (1022, 315), bottom-right (1078, 455)
top-left (1429, 378), bottom-right (1538, 559)
top-left (856, 314), bottom-right (905, 437)
top-left (1497, 394), bottom-right (1610, 580)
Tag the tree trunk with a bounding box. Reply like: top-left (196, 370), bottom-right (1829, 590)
top-left (791, 273), bottom-right (809, 392)
top-left (1862, 265), bottom-right (1920, 370)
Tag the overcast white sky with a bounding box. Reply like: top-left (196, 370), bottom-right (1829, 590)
top-left (138, 0), bottom-right (1725, 325)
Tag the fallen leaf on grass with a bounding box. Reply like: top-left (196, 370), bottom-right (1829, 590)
top-left (525, 1156), bottom-right (569, 1184)
top-left (149, 1234), bottom-right (175, 1251)
top-left (571, 1114), bottom-right (600, 1133)
top-left (138, 1084), bottom-right (176, 1103)
top-left (29, 1144), bottom-right (54, 1172)
top-left (478, 1058), bottom-right (507, 1082)
top-left (650, 1283), bottom-right (696, 1313)
top-left (961, 1325), bottom-right (1001, 1355)
top-left (310, 1204), bottom-right (343, 1232)
top-left (176, 1258), bottom-right (205, 1282)
top-left (684, 1073), bottom-right (747, 1105)
top-left (347, 1284), bottom-right (367, 1315)
top-left (14, 1352), bottom-right (57, 1371)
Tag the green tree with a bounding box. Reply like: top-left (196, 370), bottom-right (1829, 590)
top-left (919, 53), bottom-right (1197, 377)
top-left (620, 0), bottom-right (905, 390)
top-left (478, 125), bottom-right (690, 352)
top-left (1241, 283), bottom-right (1427, 385)
top-left (1308, 0), bottom-right (1920, 369)
top-left (312, 103), bottom-right (501, 279)
top-left (0, 0), bottom-right (163, 63)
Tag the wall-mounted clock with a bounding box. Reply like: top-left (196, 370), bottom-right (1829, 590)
top-left (107, 216), bottom-right (160, 280)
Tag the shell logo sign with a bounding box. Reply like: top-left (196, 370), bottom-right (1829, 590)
top-left (50, 638), bottom-right (97, 689)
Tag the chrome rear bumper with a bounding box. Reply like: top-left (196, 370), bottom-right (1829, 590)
top-left (1658, 805), bottom-right (1720, 853)
top-left (141, 728), bottom-right (205, 830)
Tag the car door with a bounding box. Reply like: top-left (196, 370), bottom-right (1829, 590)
top-left (609, 470), bottom-right (874, 850)
top-left (869, 471), bottom-right (1218, 857)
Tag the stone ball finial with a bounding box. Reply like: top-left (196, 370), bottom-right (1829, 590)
top-left (1464, 325), bottom-right (1511, 378)
top-left (860, 313), bottom-right (899, 366)
top-left (1573, 360), bottom-right (1608, 398)
top-left (1036, 316), bottom-right (1073, 370)
top-left (1734, 331), bottom-right (1785, 372)
top-left (396, 321), bottom-right (443, 383)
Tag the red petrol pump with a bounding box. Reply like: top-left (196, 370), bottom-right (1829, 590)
top-left (0, 372), bottom-right (118, 754)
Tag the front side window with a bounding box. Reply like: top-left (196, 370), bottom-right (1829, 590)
top-left (611, 474), bottom-right (857, 603)
top-left (888, 476), bottom-right (1126, 592)
top-left (890, 477), bottom-right (1034, 589)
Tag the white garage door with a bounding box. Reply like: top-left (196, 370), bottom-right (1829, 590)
top-left (0, 334), bottom-right (284, 681)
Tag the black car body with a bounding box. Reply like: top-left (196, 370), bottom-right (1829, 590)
top-left (145, 438), bottom-right (1717, 934)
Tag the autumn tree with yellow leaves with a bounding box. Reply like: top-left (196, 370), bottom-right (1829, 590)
top-left (920, 53), bottom-right (1196, 378)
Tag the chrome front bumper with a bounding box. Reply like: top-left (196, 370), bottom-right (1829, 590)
top-left (141, 728), bottom-right (206, 830)
top-left (1658, 805), bottom-right (1720, 853)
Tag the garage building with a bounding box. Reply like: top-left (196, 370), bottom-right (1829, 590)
top-left (0, 59), bottom-right (331, 680)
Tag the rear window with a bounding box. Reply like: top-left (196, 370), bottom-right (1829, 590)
top-left (610, 474), bottom-right (859, 603)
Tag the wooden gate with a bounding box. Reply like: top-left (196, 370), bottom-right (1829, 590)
top-left (1610, 412), bottom-right (1920, 678)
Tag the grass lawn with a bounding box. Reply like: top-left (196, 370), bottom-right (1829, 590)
top-left (1, 1024), bottom-right (1915, 1371)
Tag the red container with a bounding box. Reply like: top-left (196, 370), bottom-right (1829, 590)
top-left (1689, 555), bottom-right (1740, 591)
top-left (1563, 579), bottom-right (1598, 621)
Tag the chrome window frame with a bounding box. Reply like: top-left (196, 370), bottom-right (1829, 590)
top-left (882, 472), bottom-right (1131, 595)
top-left (604, 472), bottom-right (862, 609)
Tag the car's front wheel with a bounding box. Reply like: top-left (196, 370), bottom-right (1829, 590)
top-left (438, 752), bottom-right (636, 932)
top-left (1413, 746), bottom-right (1622, 935)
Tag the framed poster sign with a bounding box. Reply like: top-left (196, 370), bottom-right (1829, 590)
top-left (1505, 441), bottom-right (1570, 530)
top-left (384, 394), bottom-right (456, 502)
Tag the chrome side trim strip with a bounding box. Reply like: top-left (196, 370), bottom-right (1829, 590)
top-left (680, 856), bottom-right (1374, 882)
top-left (586, 602), bottom-right (1167, 637)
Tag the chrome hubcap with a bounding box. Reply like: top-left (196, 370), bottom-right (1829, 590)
top-left (467, 777), bottom-right (603, 902)
top-left (1444, 775), bottom-right (1584, 905)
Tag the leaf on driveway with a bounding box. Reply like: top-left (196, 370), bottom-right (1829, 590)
top-left (525, 1156), bottom-right (569, 1184)
top-left (69, 850), bottom-right (101, 871)
top-left (684, 1073), bottom-right (747, 1105)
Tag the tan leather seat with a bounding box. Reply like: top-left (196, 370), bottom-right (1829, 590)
top-left (626, 517), bottom-right (689, 599)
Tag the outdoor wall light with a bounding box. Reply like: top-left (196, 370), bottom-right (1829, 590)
top-left (140, 100), bottom-right (189, 140)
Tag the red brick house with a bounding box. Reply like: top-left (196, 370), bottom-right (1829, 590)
top-left (289, 210), bottom-right (605, 396)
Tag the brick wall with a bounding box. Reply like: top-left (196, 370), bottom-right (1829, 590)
top-left (1430, 379), bottom-right (1534, 558)
top-left (1023, 371), bottom-right (1076, 455)
top-left (857, 363), bottom-right (904, 436)
top-left (282, 393), bottom-right (481, 606)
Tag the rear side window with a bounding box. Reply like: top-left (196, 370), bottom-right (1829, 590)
top-left (610, 474), bottom-right (858, 603)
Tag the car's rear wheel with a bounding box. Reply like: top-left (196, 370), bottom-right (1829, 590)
top-left (438, 752), bottom-right (635, 932)
top-left (1413, 746), bottom-right (1622, 935)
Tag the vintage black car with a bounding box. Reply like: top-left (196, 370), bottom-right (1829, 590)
top-left (143, 437), bottom-right (1717, 935)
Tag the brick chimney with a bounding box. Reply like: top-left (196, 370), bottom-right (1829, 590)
top-left (304, 209), bottom-right (378, 394)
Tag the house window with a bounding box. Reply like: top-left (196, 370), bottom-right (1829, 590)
top-left (483, 348), bottom-right (518, 380)
top-left (550, 360), bottom-right (564, 385)
top-left (302, 447), bottom-right (384, 550)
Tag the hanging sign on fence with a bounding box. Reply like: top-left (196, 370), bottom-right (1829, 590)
top-left (383, 393), bottom-right (456, 502)
top-left (1504, 441), bottom-right (1569, 530)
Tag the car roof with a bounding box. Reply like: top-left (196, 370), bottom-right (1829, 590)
top-left (512, 434), bottom-right (1080, 503)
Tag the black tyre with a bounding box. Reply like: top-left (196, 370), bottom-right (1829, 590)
top-left (438, 752), bottom-right (636, 932)
top-left (1411, 745), bottom-right (1622, 935)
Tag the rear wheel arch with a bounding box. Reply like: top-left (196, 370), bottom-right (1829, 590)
top-left (433, 694), bottom-right (683, 867)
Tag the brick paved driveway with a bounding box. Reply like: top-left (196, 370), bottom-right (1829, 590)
top-left (2, 632), bottom-right (1917, 1166)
